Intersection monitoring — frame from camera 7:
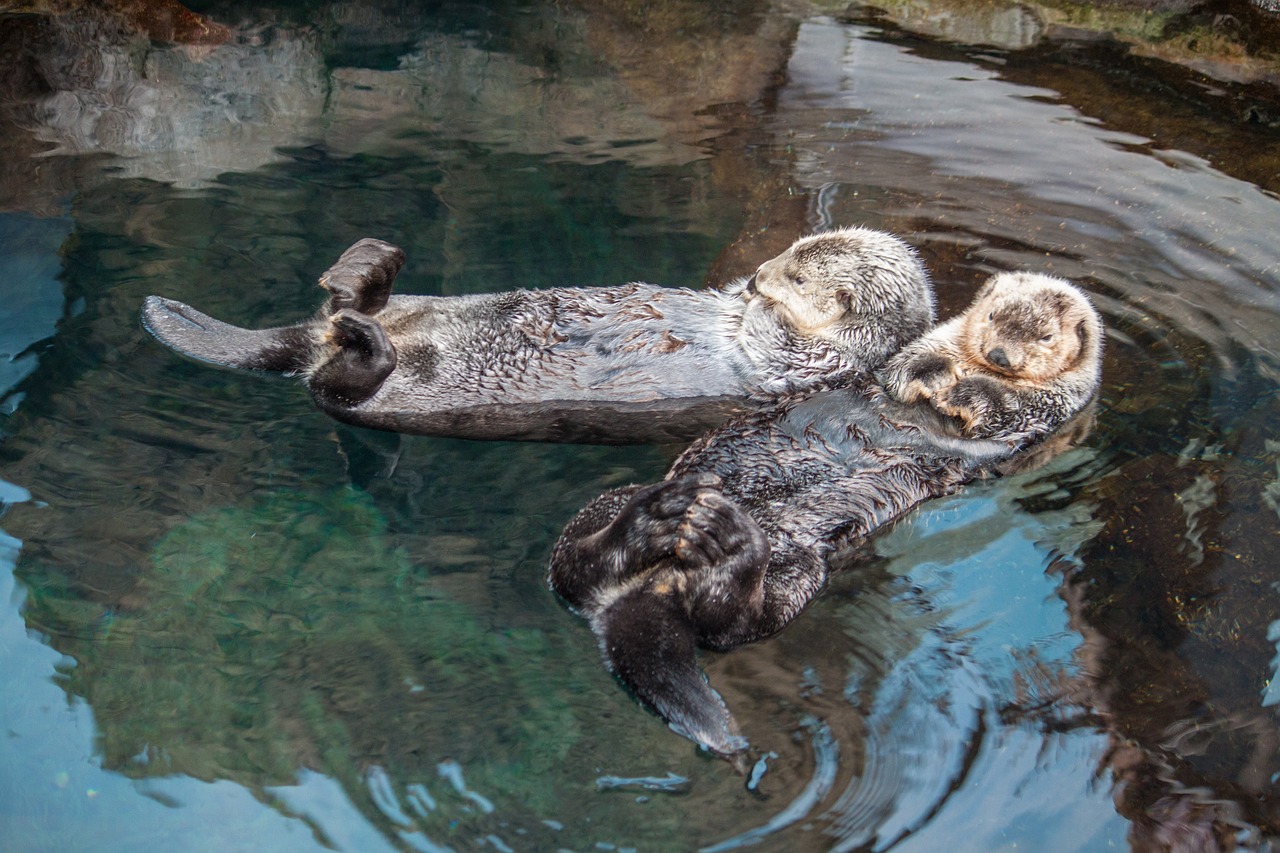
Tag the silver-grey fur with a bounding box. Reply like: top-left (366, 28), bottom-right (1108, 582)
top-left (141, 228), bottom-right (934, 444)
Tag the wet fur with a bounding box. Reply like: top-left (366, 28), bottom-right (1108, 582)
top-left (878, 272), bottom-right (1104, 440)
top-left (142, 229), bottom-right (935, 443)
top-left (548, 372), bottom-right (1100, 757)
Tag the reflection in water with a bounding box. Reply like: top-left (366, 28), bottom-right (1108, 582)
top-left (0, 1), bottom-right (1279, 851)
top-left (0, 5), bottom-right (320, 205)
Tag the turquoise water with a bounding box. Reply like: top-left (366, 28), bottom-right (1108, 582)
top-left (2, 3), bottom-right (1278, 850)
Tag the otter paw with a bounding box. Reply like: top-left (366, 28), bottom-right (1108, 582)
top-left (672, 488), bottom-right (768, 573)
top-left (934, 375), bottom-right (1009, 434)
top-left (886, 352), bottom-right (957, 403)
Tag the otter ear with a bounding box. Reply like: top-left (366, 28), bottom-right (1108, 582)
top-left (1075, 317), bottom-right (1090, 348)
top-left (1065, 316), bottom-right (1094, 368)
top-left (836, 289), bottom-right (852, 312)
top-left (972, 275), bottom-right (1001, 303)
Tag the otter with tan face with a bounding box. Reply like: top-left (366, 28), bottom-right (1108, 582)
top-left (548, 372), bottom-right (1102, 758)
top-left (547, 272), bottom-right (1105, 759)
top-left (878, 272), bottom-right (1103, 440)
top-left (143, 228), bottom-right (935, 443)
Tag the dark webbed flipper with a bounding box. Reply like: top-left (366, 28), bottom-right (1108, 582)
top-left (320, 238), bottom-right (406, 316)
top-left (668, 488), bottom-right (771, 641)
top-left (598, 582), bottom-right (748, 758)
top-left (140, 296), bottom-right (311, 373)
top-left (548, 474), bottom-right (723, 608)
top-left (551, 474), bottom-right (771, 758)
top-left (310, 309), bottom-right (398, 407)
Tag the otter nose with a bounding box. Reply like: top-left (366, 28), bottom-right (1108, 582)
top-left (986, 348), bottom-right (1011, 369)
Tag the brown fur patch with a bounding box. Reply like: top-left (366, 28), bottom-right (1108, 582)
top-left (655, 331), bottom-right (688, 353)
top-left (620, 303), bottom-right (665, 321)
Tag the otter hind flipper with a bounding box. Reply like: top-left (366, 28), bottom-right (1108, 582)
top-left (596, 583), bottom-right (748, 758)
top-left (319, 238), bottom-right (406, 315)
top-left (141, 296), bottom-right (312, 374)
top-left (309, 308), bottom-right (397, 408)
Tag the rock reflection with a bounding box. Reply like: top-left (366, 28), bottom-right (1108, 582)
top-left (1059, 427), bottom-right (1280, 848)
top-left (0, 4), bottom-right (322, 197)
top-left (0, 0), bottom-right (799, 217)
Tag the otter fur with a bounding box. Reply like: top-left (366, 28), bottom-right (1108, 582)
top-left (878, 272), bottom-right (1103, 441)
top-left (142, 228), bottom-right (934, 444)
top-left (547, 284), bottom-right (1104, 757)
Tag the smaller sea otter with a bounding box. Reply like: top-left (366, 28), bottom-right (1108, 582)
top-left (142, 228), bottom-right (934, 444)
top-left (878, 272), bottom-right (1103, 440)
top-left (549, 275), bottom-right (1104, 758)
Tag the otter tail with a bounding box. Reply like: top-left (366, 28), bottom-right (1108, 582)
top-left (596, 582), bottom-right (748, 758)
top-left (141, 296), bottom-right (313, 374)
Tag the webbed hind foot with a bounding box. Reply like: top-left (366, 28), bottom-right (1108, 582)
top-left (576, 474), bottom-right (725, 583)
top-left (320, 238), bottom-right (406, 316)
top-left (310, 309), bottom-right (397, 407)
top-left (669, 487), bottom-right (771, 639)
top-left (598, 581), bottom-right (748, 758)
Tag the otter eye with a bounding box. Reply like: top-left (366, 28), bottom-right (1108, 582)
top-left (794, 275), bottom-right (806, 285)
top-left (987, 312), bottom-right (994, 321)
top-left (1040, 333), bottom-right (1054, 343)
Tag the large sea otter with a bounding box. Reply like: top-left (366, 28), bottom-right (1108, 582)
top-left (547, 274), bottom-right (1104, 757)
top-left (142, 228), bottom-right (935, 444)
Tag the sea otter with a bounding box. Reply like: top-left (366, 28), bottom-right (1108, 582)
top-left (878, 272), bottom-right (1103, 441)
top-left (142, 228), bottom-right (934, 444)
top-left (547, 279), bottom-right (1104, 758)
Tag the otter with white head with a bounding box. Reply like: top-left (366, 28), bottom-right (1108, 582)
top-left (736, 227), bottom-right (936, 393)
top-left (142, 228), bottom-right (935, 443)
top-left (879, 271), bottom-right (1103, 440)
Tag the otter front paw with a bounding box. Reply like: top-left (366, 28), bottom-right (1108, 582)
top-left (883, 352), bottom-right (958, 403)
top-left (933, 375), bottom-right (1011, 435)
top-left (320, 238), bottom-right (406, 315)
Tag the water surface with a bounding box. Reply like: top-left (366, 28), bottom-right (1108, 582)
top-left (1, 2), bottom-right (1278, 851)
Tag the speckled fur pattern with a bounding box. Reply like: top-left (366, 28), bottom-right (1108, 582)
top-left (878, 272), bottom-right (1104, 441)
top-left (548, 375), bottom-right (1098, 757)
top-left (739, 226), bottom-right (937, 395)
top-left (142, 229), bottom-right (934, 442)
top-left (300, 228), bottom-right (934, 410)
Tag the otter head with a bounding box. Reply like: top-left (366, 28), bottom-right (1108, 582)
top-left (743, 227), bottom-right (934, 347)
top-left (961, 272), bottom-right (1102, 383)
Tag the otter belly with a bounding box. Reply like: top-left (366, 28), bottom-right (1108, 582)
top-left (314, 286), bottom-right (756, 443)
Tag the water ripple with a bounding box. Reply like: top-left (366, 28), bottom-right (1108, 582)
top-left (700, 717), bottom-right (840, 852)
